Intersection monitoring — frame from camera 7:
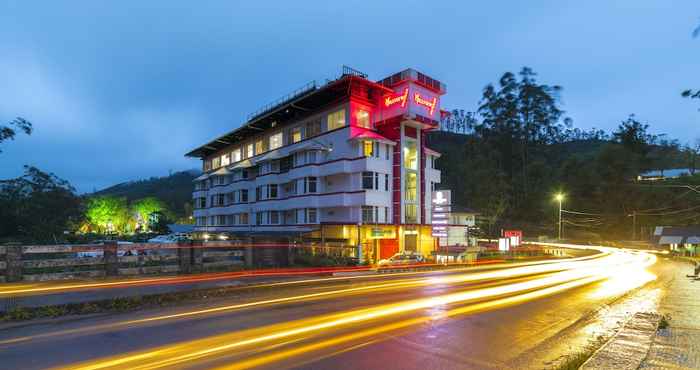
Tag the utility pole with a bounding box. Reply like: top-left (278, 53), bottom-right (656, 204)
top-left (555, 193), bottom-right (564, 240)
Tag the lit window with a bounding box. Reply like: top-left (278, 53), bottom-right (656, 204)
top-left (212, 156), bottom-right (221, 169)
top-left (232, 149), bottom-right (241, 162)
top-left (221, 154), bottom-right (230, 166)
top-left (357, 110), bottom-right (371, 128)
top-left (363, 140), bottom-right (374, 157)
top-left (246, 144), bottom-right (254, 158)
top-left (255, 139), bottom-right (265, 154)
top-left (327, 109), bottom-right (346, 131)
top-left (405, 204), bottom-right (417, 223)
top-left (269, 132), bottom-right (283, 150)
top-left (405, 172), bottom-right (417, 201)
top-left (292, 127), bottom-right (302, 143)
top-left (403, 140), bottom-right (417, 170)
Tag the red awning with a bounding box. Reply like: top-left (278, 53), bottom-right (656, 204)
top-left (348, 127), bottom-right (396, 145)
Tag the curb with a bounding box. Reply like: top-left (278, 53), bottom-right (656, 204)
top-left (580, 312), bottom-right (660, 370)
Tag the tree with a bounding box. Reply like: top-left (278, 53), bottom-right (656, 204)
top-left (0, 117), bottom-right (32, 153)
top-left (612, 114), bottom-right (656, 171)
top-left (85, 196), bottom-right (131, 234)
top-left (131, 197), bottom-right (167, 232)
top-left (477, 67), bottom-right (570, 213)
top-left (0, 166), bottom-right (82, 242)
top-left (441, 109), bottom-right (478, 134)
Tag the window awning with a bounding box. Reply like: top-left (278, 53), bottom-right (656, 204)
top-left (229, 159), bottom-right (253, 170)
top-left (348, 127), bottom-right (395, 145)
top-left (658, 236), bottom-right (684, 245)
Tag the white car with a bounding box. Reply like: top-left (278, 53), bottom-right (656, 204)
top-left (377, 252), bottom-right (425, 267)
top-left (148, 233), bottom-right (189, 243)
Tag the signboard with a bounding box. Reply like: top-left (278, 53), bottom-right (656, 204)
top-left (503, 230), bottom-right (522, 247)
top-left (431, 190), bottom-right (452, 238)
top-left (379, 81), bottom-right (442, 122)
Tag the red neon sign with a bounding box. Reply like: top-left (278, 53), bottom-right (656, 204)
top-left (413, 92), bottom-right (437, 115)
top-left (384, 87), bottom-right (409, 108)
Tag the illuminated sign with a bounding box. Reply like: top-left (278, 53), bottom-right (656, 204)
top-left (384, 88), bottom-right (409, 108)
top-left (413, 92), bottom-right (437, 115)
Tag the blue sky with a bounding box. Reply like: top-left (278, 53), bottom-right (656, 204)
top-left (1, 1), bottom-right (698, 192)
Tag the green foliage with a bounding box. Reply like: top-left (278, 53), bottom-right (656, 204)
top-left (84, 195), bottom-right (131, 234)
top-left (0, 166), bottom-right (83, 243)
top-left (131, 197), bottom-right (166, 232)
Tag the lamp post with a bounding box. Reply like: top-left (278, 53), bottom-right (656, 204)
top-left (554, 193), bottom-right (564, 240)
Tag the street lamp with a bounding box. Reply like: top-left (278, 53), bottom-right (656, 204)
top-left (554, 193), bottom-right (564, 240)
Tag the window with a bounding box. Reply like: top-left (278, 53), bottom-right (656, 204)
top-left (385, 174), bottom-right (389, 191)
top-left (362, 172), bottom-right (374, 190)
top-left (291, 127), bottom-right (302, 143)
top-left (363, 140), bottom-right (374, 157)
top-left (307, 150), bottom-right (317, 164)
top-left (269, 184), bottom-right (278, 199)
top-left (405, 172), bottom-right (417, 201)
top-left (405, 204), bottom-right (417, 223)
top-left (356, 110), bottom-right (371, 128)
top-left (204, 160), bottom-right (212, 172)
top-left (232, 149), bottom-right (241, 163)
top-left (307, 208), bottom-right (317, 223)
top-left (306, 177), bottom-right (317, 193)
top-left (255, 139), bottom-right (265, 155)
top-left (269, 132), bottom-right (283, 150)
top-left (246, 143), bottom-right (254, 158)
top-left (385, 145), bottom-right (391, 160)
top-left (240, 212), bottom-right (249, 225)
top-left (240, 189), bottom-right (248, 202)
top-left (256, 186), bottom-right (262, 201)
top-left (221, 154), bottom-right (230, 166)
top-left (384, 207), bottom-right (389, 223)
top-left (212, 156), bottom-right (221, 169)
top-left (269, 211), bottom-right (279, 225)
top-left (327, 109), bottom-right (346, 131)
top-left (403, 140), bottom-right (417, 170)
top-left (362, 206), bottom-right (374, 223)
top-left (256, 212), bottom-right (263, 225)
top-left (306, 119), bottom-right (321, 137)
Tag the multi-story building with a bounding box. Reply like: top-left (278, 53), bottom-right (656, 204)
top-left (185, 67), bottom-right (445, 264)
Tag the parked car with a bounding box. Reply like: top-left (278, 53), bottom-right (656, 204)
top-left (148, 233), bottom-right (190, 243)
top-left (377, 252), bottom-right (425, 267)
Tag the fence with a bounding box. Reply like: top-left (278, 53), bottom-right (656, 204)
top-left (0, 241), bottom-right (253, 283)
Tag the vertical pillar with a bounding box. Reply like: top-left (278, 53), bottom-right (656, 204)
top-left (245, 237), bottom-right (253, 268)
top-left (178, 240), bottom-right (192, 274)
top-left (103, 241), bottom-right (119, 277)
top-left (5, 245), bottom-right (24, 283)
top-left (191, 241), bottom-right (203, 273)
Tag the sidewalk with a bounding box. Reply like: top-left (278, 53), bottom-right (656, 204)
top-left (640, 259), bottom-right (700, 369)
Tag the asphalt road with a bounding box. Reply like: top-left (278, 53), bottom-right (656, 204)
top-left (0, 248), bottom-right (670, 370)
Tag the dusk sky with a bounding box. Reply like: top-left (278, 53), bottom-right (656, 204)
top-left (1, 1), bottom-right (698, 193)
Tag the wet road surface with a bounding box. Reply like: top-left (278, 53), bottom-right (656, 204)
top-left (0, 248), bottom-right (666, 369)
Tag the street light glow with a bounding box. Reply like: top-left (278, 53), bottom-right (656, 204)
top-left (555, 193), bottom-right (565, 202)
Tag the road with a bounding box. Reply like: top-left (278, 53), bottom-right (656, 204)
top-left (0, 247), bottom-right (667, 370)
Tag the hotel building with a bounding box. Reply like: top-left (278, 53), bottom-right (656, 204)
top-left (185, 67), bottom-right (445, 264)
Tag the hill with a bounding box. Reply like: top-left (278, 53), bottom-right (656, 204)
top-left (93, 170), bottom-right (199, 219)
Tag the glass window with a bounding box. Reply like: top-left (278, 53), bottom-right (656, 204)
top-left (362, 206), bottom-right (374, 223)
top-left (240, 212), bottom-right (249, 225)
top-left (362, 172), bottom-right (374, 190)
top-left (269, 184), bottom-right (278, 199)
top-left (291, 127), bottom-right (302, 143)
top-left (363, 140), bottom-right (374, 157)
top-left (221, 154), bottom-right (230, 166)
top-left (256, 212), bottom-right (263, 225)
top-left (405, 172), bottom-right (417, 201)
top-left (241, 189), bottom-right (248, 202)
top-left (306, 119), bottom-right (321, 137)
top-left (212, 156), bottom-right (221, 169)
top-left (357, 110), bottom-right (371, 128)
top-left (307, 150), bottom-right (317, 164)
top-left (385, 145), bottom-right (391, 160)
top-left (405, 204), bottom-right (417, 223)
top-left (270, 211), bottom-right (279, 225)
top-left (269, 132), bottom-right (283, 150)
top-left (307, 208), bottom-right (317, 223)
top-left (246, 144), bottom-right (254, 158)
top-left (327, 109), bottom-right (346, 131)
top-left (385, 174), bottom-right (389, 191)
top-left (307, 177), bottom-right (317, 193)
top-left (255, 139), bottom-right (265, 154)
top-left (403, 140), bottom-right (417, 170)
top-left (232, 149), bottom-right (241, 163)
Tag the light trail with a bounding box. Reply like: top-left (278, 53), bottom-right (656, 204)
top-left (0, 251), bottom-right (605, 297)
top-left (56, 250), bottom-right (655, 370)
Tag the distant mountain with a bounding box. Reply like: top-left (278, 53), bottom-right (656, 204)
top-left (93, 170), bottom-right (200, 219)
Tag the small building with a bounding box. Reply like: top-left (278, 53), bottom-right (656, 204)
top-left (653, 226), bottom-right (700, 256)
